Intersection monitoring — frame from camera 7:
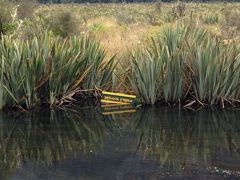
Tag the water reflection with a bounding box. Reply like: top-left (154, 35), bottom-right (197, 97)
top-left (0, 108), bottom-right (116, 179)
top-left (132, 108), bottom-right (240, 174)
top-left (0, 107), bottom-right (239, 178)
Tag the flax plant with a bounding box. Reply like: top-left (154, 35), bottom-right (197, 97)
top-left (190, 38), bottom-right (240, 105)
top-left (128, 48), bottom-right (161, 105)
top-left (129, 24), bottom-right (240, 107)
top-left (0, 32), bottom-right (116, 109)
top-left (159, 26), bottom-right (188, 103)
top-left (128, 25), bottom-right (188, 105)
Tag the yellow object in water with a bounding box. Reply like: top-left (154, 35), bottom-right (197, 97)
top-left (101, 91), bottom-right (136, 104)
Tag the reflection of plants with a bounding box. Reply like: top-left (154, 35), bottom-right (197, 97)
top-left (0, 108), bottom-right (115, 178)
top-left (132, 107), bottom-right (240, 171)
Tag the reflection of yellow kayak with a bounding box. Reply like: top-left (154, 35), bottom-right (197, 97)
top-left (101, 103), bottom-right (136, 115)
top-left (101, 91), bottom-right (136, 105)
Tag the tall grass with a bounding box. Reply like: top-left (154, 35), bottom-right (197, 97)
top-left (0, 32), bottom-right (116, 109)
top-left (128, 25), bottom-right (240, 107)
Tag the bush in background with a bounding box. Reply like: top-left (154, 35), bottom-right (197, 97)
top-left (16, 0), bottom-right (38, 20)
top-left (47, 10), bottom-right (80, 37)
top-left (0, 0), bottom-right (17, 35)
top-left (202, 13), bottom-right (219, 24)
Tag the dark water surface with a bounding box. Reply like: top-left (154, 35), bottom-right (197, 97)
top-left (0, 106), bottom-right (240, 179)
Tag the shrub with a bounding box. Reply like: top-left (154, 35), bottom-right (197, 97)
top-left (202, 13), bottom-right (219, 24)
top-left (171, 2), bottom-right (186, 20)
top-left (224, 9), bottom-right (240, 30)
top-left (115, 10), bottom-right (136, 26)
top-left (0, 0), bottom-right (17, 35)
top-left (16, 0), bottom-right (38, 20)
top-left (88, 23), bottom-right (106, 33)
top-left (47, 10), bottom-right (80, 37)
top-left (155, 0), bottom-right (162, 13)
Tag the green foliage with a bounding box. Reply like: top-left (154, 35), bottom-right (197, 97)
top-left (202, 13), bottom-right (219, 24)
top-left (88, 23), bottom-right (106, 33)
top-left (46, 10), bottom-right (80, 37)
top-left (190, 42), bottom-right (240, 105)
top-left (0, 32), bottom-right (116, 109)
top-left (1, 3), bottom-right (240, 109)
top-left (128, 25), bottom-right (240, 106)
top-left (128, 25), bottom-right (189, 104)
top-left (0, 0), bottom-right (18, 35)
top-left (128, 48), bottom-right (161, 105)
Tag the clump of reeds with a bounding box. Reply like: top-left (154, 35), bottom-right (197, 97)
top-left (128, 25), bottom-right (240, 107)
top-left (0, 32), bottom-right (116, 109)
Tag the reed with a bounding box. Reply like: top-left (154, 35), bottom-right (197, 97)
top-left (0, 32), bottom-right (116, 109)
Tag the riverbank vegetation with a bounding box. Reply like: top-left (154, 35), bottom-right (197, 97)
top-left (0, 1), bottom-right (240, 110)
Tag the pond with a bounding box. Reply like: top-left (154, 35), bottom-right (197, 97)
top-left (0, 106), bottom-right (240, 179)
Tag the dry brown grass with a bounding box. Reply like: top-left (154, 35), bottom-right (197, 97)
top-left (32, 3), bottom-right (240, 55)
